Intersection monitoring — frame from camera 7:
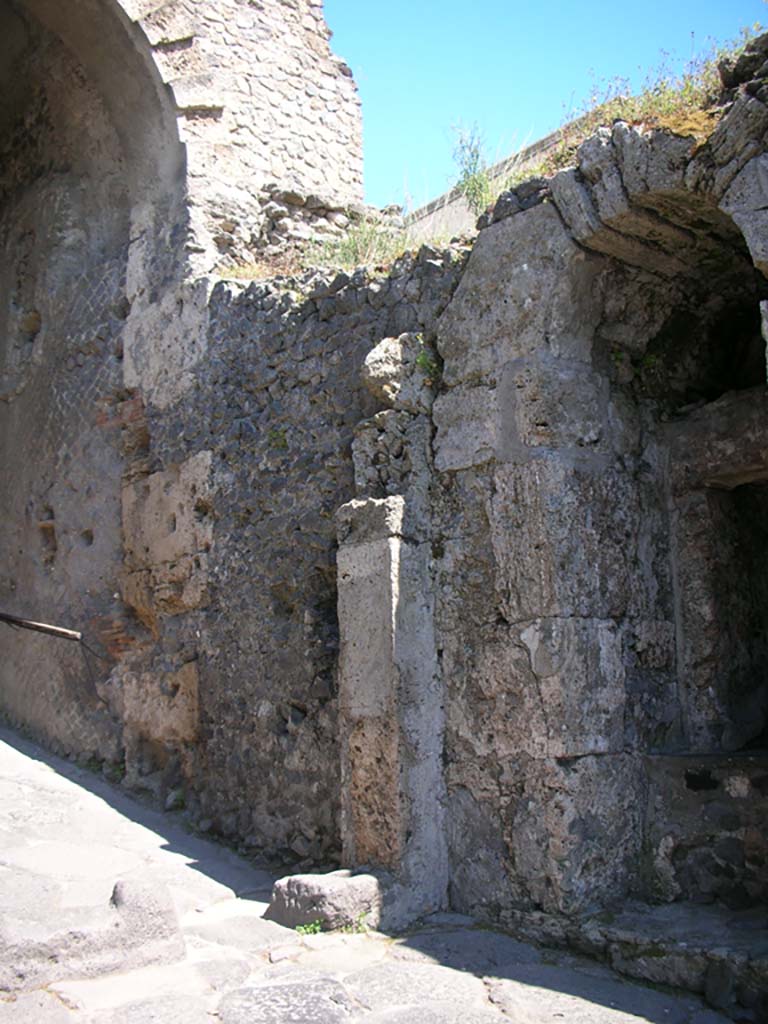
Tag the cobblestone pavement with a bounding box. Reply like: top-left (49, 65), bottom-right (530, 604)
top-left (0, 729), bottom-right (730, 1023)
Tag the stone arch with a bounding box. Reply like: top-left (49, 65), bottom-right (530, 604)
top-left (549, 118), bottom-right (768, 757)
top-left (551, 122), bottom-right (767, 402)
top-left (2, 0), bottom-right (186, 278)
top-left (430, 99), bottom-right (768, 921)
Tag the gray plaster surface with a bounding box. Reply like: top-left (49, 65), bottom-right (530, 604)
top-left (0, 728), bottom-right (734, 1022)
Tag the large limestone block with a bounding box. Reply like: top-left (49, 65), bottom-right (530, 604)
top-left (498, 357), bottom-right (607, 454)
top-left (704, 94), bottom-right (768, 195)
top-left (611, 122), bottom-right (693, 199)
top-left (721, 153), bottom-right (768, 275)
top-left (264, 869), bottom-right (384, 930)
top-left (516, 618), bottom-right (626, 757)
top-left (443, 619), bottom-right (625, 762)
top-left (665, 388), bottom-right (768, 494)
top-left (488, 459), bottom-right (639, 620)
top-left (433, 384), bottom-right (499, 471)
top-left (437, 204), bottom-right (601, 387)
top-left (578, 129), bottom-right (625, 211)
top-left (508, 754), bottom-right (644, 916)
top-left (122, 450), bottom-right (213, 621)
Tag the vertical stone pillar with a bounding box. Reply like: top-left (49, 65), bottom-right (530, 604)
top-left (336, 496), bottom-right (448, 928)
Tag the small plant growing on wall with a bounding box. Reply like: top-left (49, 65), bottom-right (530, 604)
top-left (414, 336), bottom-right (441, 385)
top-left (452, 123), bottom-right (496, 216)
top-left (267, 427), bottom-right (289, 450)
top-left (304, 217), bottom-right (410, 273)
top-left (295, 920), bottom-right (323, 935)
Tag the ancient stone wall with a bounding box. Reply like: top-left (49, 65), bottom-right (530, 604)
top-left (0, 0), bottom-right (364, 769)
top-left (2, 1), bottom-right (767, 981)
top-left (110, 249), bottom-right (465, 863)
top-left (335, 42), bottom-right (768, 933)
top-left (122, 0), bottom-right (364, 267)
top-left (0, 2), bottom-right (137, 759)
top-left (425, 79), bottom-right (768, 923)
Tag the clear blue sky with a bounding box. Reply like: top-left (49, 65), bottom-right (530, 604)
top-left (324, 0), bottom-right (766, 211)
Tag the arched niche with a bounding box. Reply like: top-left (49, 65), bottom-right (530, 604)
top-left (555, 125), bottom-right (768, 756)
top-left (0, 0), bottom-right (184, 757)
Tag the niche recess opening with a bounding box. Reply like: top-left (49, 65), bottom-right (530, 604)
top-left (640, 200), bottom-right (768, 755)
top-left (633, 213), bottom-right (768, 411)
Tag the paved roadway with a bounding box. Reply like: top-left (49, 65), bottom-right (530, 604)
top-left (0, 727), bottom-right (731, 1023)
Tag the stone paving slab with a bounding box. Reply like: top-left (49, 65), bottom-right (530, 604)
top-left (389, 926), bottom-right (542, 972)
top-left (345, 961), bottom-right (489, 1013)
top-left (362, 1008), bottom-right (506, 1024)
top-left (486, 965), bottom-right (730, 1023)
top-left (218, 978), bottom-right (357, 1023)
top-left (0, 730), bottom-right (741, 1023)
top-left (0, 991), bottom-right (78, 1023)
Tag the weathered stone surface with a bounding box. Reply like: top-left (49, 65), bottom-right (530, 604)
top-left (515, 618), bottom-right (626, 756)
top-left (498, 356), bottom-right (607, 453)
top-left (121, 660), bottom-right (199, 748)
top-left (336, 496), bottom-right (405, 546)
top-left (352, 412), bottom-right (433, 526)
top-left (0, 876), bottom-right (185, 992)
top-left (486, 964), bottom-right (729, 1023)
top-left (184, 912), bottom-right (293, 954)
top-left (336, 490), bottom-right (448, 927)
top-left (264, 870), bottom-right (384, 931)
top-left (437, 203), bottom-right (601, 386)
top-left (390, 927), bottom-right (541, 973)
top-left (0, 991), bottom-right (78, 1023)
top-left (345, 961), bottom-right (487, 1012)
top-left (550, 168), bottom-right (687, 276)
top-left (578, 127), bottom-right (632, 224)
top-left (5, 8), bottom-right (768, 999)
top-left (585, 900), bottom-right (768, 1018)
top-left (88, 994), bottom-right (211, 1024)
top-left (1, 731), bottom-right (757, 1024)
top-left (441, 618), bottom-right (626, 763)
top-left (362, 1007), bottom-right (505, 1024)
top-left (487, 459), bottom-right (640, 620)
top-left (362, 333), bottom-right (437, 414)
top-left (433, 384), bottom-right (499, 471)
top-left (218, 980), bottom-right (356, 1024)
top-left (663, 395), bottom-right (768, 753)
top-left (612, 122), bottom-right (694, 199)
top-left (721, 153), bottom-right (768, 274)
top-left (121, 450), bottom-right (213, 626)
top-left (643, 754), bottom-right (768, 907)
top-left (507, 754), bottom-right (644, 915)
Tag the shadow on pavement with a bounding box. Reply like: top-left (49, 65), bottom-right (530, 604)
top-left (0, 724), bottom-right (276, 902)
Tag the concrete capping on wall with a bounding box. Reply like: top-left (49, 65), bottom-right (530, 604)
top-left (405, 112), bottom-right (595, 243)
